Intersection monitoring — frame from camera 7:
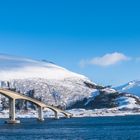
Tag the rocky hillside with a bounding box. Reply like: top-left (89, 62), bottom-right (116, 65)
top-left (69, 88), bottom-right (140, 111)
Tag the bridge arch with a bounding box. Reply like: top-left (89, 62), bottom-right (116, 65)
top-left (0, 88), bottom-right (72, 124)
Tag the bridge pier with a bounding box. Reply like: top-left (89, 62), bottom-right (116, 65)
top-left (38, 106), bottom-right (44, 121)
top-left (54, 111), bottom-right (59, 119)
top-left (5, 98), bottom-right (20, 124)
top-left (65, 115), bottom-right (70, 118)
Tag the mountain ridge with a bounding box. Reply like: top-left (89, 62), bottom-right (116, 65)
top-left (115, 80), bottom-right (140, 97)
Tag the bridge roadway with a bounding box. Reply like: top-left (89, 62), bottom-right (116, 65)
top-left (0, 88), bottom-right (72, 124)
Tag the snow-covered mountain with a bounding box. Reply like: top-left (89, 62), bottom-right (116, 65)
top-left (0, 54), bottom-right (88, 80)
top-left (116, 80), bottom-right (140, 97)
top-left (69, 87), bottom-right (140, 110)
top-left (0, 54), bottom-right (97, 108)
top-left (0, 54), bottom-right (140, 116)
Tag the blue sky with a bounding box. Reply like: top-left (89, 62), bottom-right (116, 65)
top-left (0, 0), bottom-right (140, 86)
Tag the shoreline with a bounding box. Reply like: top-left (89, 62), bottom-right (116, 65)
top-left (0, 108), bottom-right (140, 119)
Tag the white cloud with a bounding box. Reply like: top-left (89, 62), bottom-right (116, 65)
top-left (80, 52), bottom-right (130, 67)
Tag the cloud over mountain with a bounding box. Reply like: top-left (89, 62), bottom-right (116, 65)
top-left (80, 52), bottom-right (130, 67)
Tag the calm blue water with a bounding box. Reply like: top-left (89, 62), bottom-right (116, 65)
top-left (0, 116), bottom-right (140, 140)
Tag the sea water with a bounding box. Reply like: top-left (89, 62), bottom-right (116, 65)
top-left (0, 115), bottom-right (140, 140)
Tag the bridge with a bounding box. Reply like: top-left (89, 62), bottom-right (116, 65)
top-left (0, 88), bottom-right (72, 124)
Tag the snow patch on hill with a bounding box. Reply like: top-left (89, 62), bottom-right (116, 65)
top-left (115, 96), bottom-right (139, 109)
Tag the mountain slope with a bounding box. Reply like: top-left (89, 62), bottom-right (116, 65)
top-left (69, 88), bottom-right (140, 110)
top-left (116, 80), bottom-right (140, 97)
top-left (0, 54), bottom-right (96, 108)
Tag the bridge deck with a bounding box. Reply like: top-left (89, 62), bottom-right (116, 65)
top-left (0, 88), bottom-right (72, 117)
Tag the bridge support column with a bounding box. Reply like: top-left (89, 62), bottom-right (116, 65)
top-left (38, 107), bottom-right (44, 121)
top-left (65, 115), bottom-right (70, 118)
top-left (9, 99), bottom-right (12, 119)
top-left (54, 111), bottom-right (59, 119)
top-left (5, 98), bottom-right (20, 124)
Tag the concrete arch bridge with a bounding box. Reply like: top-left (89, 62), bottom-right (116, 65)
top-left (0, 88), bottom-right (72, 124)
